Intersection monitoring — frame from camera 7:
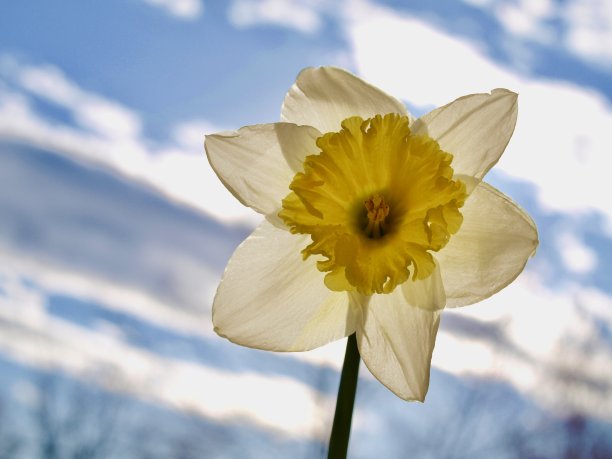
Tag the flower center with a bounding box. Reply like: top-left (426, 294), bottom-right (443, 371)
top-left (279, 114), bottom-right (467, 295)
top-left (364, 194), bottom-right (389, 239)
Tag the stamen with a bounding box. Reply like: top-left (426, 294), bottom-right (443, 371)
top-left (364, 194), bottom-right (389, 238)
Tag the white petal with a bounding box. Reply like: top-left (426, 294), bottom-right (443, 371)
top-left (213, 220), bottom-right (357, 351)
top-left (412, 89), bottom-right (518, 181)
top-left (205, 123), bottom-right (320, 218)
top-left (401, 261), bottom-right (446, 311)
top-left (437, 182), bottom-right (538, 308)
top-left (355, 291), bottom-right (441, 401)
top-left (281, 67), bottom-right (407, 134)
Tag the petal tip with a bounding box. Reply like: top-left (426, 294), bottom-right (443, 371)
top-left (296, 65), bottom-right (351, 80)
top-left (213, 324), bottom-right (228, 340)
top-left (205, 130), bottom-right (240, 142)
top-left (393, 383), bottom-right (429, 402)
top-left (491, 87), bottom-right (518, 98)
top-left (491, 88), bottom-right (518, 116)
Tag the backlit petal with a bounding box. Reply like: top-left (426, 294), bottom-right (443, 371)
top-left (401, 261), bottom-right (446, 311)
top-left (281, 67), bottom-right (407, 134)
top-left (213, 220), bottom-right (357, 351)
top-left (412, 89), bottom-right (518, 181)
top-left (205, 123), bottom-right (320, 218)
top-left (437, 182), bottom-right (538, 308)
top-left (355, 291), bottom-right (441, 401)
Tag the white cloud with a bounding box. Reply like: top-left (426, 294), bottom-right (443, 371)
top-left (141, 0), bottom-right (203, 20)
top-left (0, 248), bottom-right (216, 336)
top-left (2, 3), bottom-right (612, 429)
top-left (343, 0), bottom-right (612, 418)
top-left (293, 273), bottom-right (612, 421)
top-left (345, 0), bottom-right (612, 232)
top-left (0, 60), bottom-right (259, 226)
top-left (3, 224), bottom-right (611, 427)
top-left (436, 274), bottom-right (612, 420)
top-left (0, 135), bottom-right (247, 317)
top-left (228, 0), bottom-right (323, 34)
top-left (0, 266), bottom-right (331, 439)
top-left (20, 65), bottom-right (142, 139)
top-left (563, 0), bottom-right (612, 65)
top-left (556, 232), bottom-right (598, 275)
top-left (493, 0), bottom-right (555, 43)
top-left (462, 0), bottom-right (493, 6)
top-left (172, 119), bottom-right (224, 150)
top-left (462, 0), bottom-right (612, 69)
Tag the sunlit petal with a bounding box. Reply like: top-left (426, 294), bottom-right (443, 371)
top-left (355, 291), bottom-right (441, 401)
top-left (412, 89), bottom-right (517, 181)
top-left (213, 220), bottom-right (357, 351)
top-left (281, 66), bottom-right (407, 134)
top-left (401, 261), bottom-right (446, 311)
top-left (437, 182), bottom-right (538, 308)
top-left (205, 123), bottom-right (320, 219)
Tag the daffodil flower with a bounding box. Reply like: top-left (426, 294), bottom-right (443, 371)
top-left (205, 67), bottom-right (538, 401)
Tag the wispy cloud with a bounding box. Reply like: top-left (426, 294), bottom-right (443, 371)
top-left (563, 0), bottom-right (612, 65)
top-left (0, 267), bottom-right (333, 439)
top-left (228, 0), bottom-right (324, 34)
top-left (556, 232), bottom-right (598, 275)
top-left (345, 0), bottom-right (612, 235)
top-left (437, 273), bottom-right (612, 420)
top-left (140, 0), bottom-right (203, 20)
top-left (0, 143), bottom-right (244, 314)
top-left (462, 0), bottom-right (612, 69)
top-left (2, 0), bottom-right (612, 436)
top-left (19, 64), bottom-right (142, 139)
top-left (0, 58), bottom-right (257, 225)
top-left (341, 0), bottom-right (612, 420)
top-left (491, 0), bottom-right (556, 43)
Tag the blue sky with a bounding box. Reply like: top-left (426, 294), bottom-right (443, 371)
top-left (1, 0), bottom-right (612, 457)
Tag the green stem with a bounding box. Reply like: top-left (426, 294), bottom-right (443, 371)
top-left (327, 333), bottom-right (360, 459)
